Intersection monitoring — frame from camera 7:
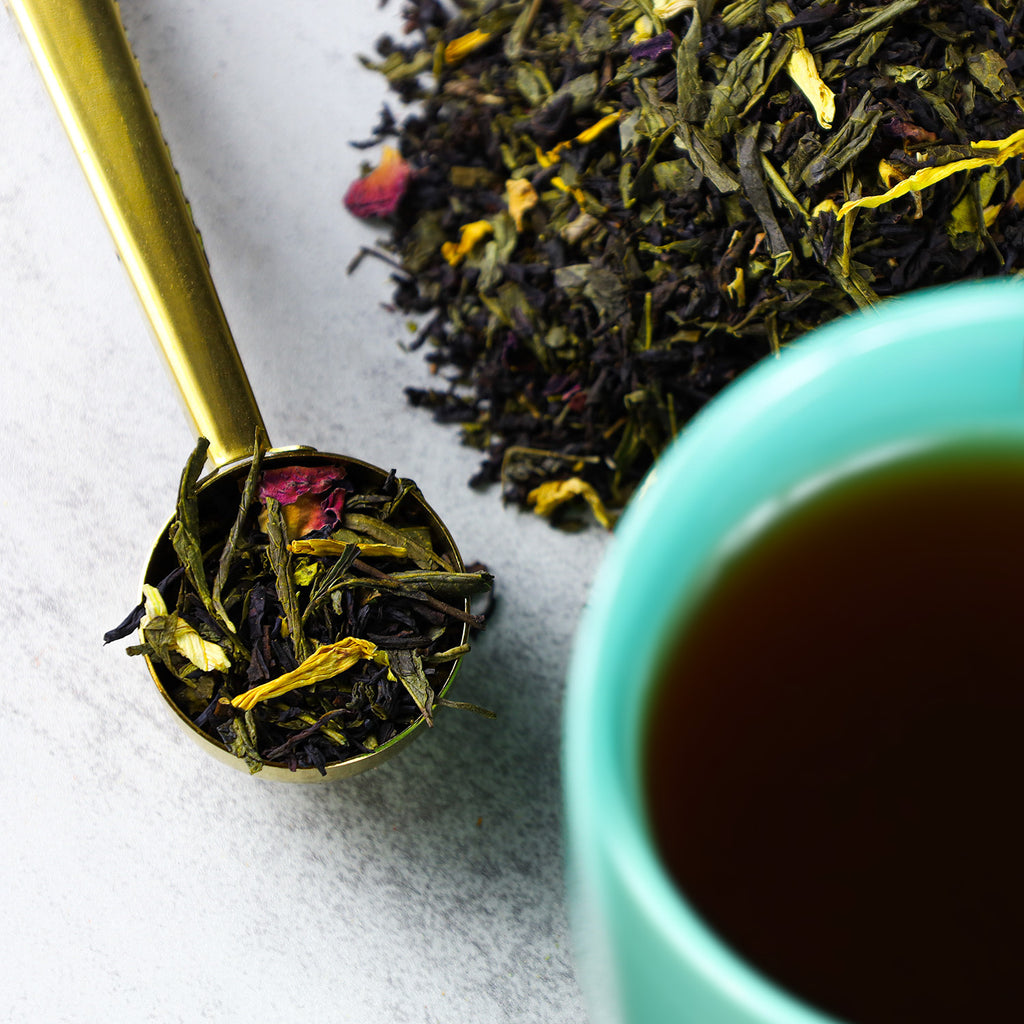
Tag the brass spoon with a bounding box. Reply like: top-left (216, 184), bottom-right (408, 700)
top-left (11, 0), bottom-right (472, 781)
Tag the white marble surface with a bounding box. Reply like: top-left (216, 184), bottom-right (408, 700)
top-left (0, 2), bottom-right (607, 1020)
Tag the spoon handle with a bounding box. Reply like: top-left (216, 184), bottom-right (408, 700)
top-left (10, 0), bottom-right (267, 467)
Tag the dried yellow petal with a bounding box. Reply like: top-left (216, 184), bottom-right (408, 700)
top-left (574, 112), bottom-right (620, 146)
top-left (506, 178), bottom-right (539, 230)
top-left (548, 177), bottom-right (589, 207)
top-left (231, 636), bottom-right (379, 711)
top-left (289, 538), bottom-right (407, 559)
top-left (654, 0), bottom-right (697, 17)
top-left (140, 584), bottom-right (231, 673)
top-left (527, 478), bottom-right (613, 529)
top-left (173, 625), bottom-right (232, 673)
top-left (630, 15), bottom-right (654, 43)
top-left (878, 158), bottom-right (906, 189)
top-left (141, 583), bottom-right (168, 621)
top-left (444, 29), bottom-right (492, 64)
top-left (441, 220), bottom-right (494, 266)
top-left (355, 544), bottom-right (408, 558)
top-left (537, 113), bottom-right (620, 167)
top-left (786, 46), bottom-right (835, 129)
top-left (837, 128), bottom-right (1024, 219)
top-left (725, 266), bottom-right (746, 306)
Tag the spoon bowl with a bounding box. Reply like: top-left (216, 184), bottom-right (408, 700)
top-left (145, 450), bottom-right (470, 782)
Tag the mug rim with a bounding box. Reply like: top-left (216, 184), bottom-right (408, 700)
top-left (564, 277), bottom-right (1024, 1023)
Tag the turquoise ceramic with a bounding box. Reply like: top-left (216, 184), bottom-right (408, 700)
top-left (563, 278), bottom-right (1024, 1024)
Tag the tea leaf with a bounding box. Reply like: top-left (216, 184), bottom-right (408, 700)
top-left (385, 569), bottom-right (495, 597)
top-left (343, 512), bottom-right (448, 570)
top-left (224, 711), bottom-right (263, 774)
top-left (265, 498), bottom-right (311, 663)
top-left (676, 4), bottom-right (708, 123)
top-left (737, 125), bottom-right (792, 271)
top-left (387, 648), bottom-right (434, 726)
top-left (345, 558), bottom-right (486, 629)
top-left (211, 430), bottom-right (266, 636)
top-left (169, 438), bottom-right (245, 655)
top-left (439, 697), bottom-right (497, 719)
top-left (301, 541), bottom-right (360, 623)
top-left (349, 0), bottom-right (1024, 526)
top-left (816, 0), bottom-right (923, 53)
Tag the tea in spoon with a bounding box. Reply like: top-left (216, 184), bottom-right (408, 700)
top-left (11, 0), bottom-right (490, 781)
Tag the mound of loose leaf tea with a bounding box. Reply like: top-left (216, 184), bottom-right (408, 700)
top-left (105, 438), bottom-right (493, 775)
top-left (349, 0), bottom-right (1024, 526)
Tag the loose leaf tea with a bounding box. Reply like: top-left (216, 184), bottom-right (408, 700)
top-left (351, 0), bottom-right (1024, 524)
top-left (107, 438), bottom-right (494, 775)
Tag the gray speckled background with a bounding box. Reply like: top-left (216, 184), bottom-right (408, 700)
top-left (0, 2), bottom-right (606, 1020)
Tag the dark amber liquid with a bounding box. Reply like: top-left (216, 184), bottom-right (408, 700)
top-left (644, 448), bottom-right (1024, 1023)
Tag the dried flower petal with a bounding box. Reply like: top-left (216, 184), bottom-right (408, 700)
top-left (786, 46), bottom-right (835, 130)
top-left (537, 113), bottom-right (620, 167)
top-left (878, 159), bottom-right (906, 189)
top-left (654, 0), bottom-right (697, 18)
top-left (631, 31), bottom-right (676, 62)
top-left (231, 636), bottom-right (380, 711)
top-left (290, 538), bottom-right (408, 559)
top-left (630, 15), bottom-right (655, 43)
top-left (259, 465), bottom-right (345, 504)
top-left (140, 584), bottom-right (231, 673)
top-left (506, 178), bottom-right (539, 230)
top-left (838, 128), bottom-right (1024, 218)
top-left (343, 145), bottom-right (411, 219)
top-left (527, 477), bottom-right (613, 529)
top-left (574, 112), bottom-right (620, 146)
top-left (443, 29), bottom-right (492, 65)
top-left (258, 464), bottom-right (348, 539)
top-left (441, 220), bottom-right (494, 266)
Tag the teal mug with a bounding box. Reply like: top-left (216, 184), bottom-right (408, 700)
top-left (563, 278), bottom-right (1024, 1024)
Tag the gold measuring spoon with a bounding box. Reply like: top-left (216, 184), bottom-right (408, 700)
top-left (11, 0), bottom-right (474, 781)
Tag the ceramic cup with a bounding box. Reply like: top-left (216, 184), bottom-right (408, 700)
top-left (563, 278), bottom-right (1024, 1024)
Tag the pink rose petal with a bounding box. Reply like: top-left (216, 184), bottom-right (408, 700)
top-left (344, 145), bottom-right (411, 219)
top-left (259, 465), bottom-right (347, 505)
top-left (259, 465), bottom-right (349, 539)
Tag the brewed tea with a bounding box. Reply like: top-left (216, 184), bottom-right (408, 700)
top-left (644, 446), bottom-right (1024, 1023)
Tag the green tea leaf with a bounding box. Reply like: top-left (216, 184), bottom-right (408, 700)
top-left (737, 124), bottom-right (792, 272)
top-left (211, 430), bottom-right (266, 642)
top-left (343, 512), bottom-right (447, 570)
top-left (265, 497), bottom-right (311, 663)
top-left (387, 648), bottom-right (435, 726)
